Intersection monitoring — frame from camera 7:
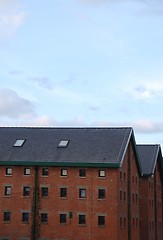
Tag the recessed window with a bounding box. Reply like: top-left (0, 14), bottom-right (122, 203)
top-left (79, 169), bottom-right (86, 177)
top-left (60, 188), bottom-right (67, 198)
top-left (79, 214), bottom-right (86, 225)
top-left (41, 187), bottom-right (48, 197)
top-left (98, 215), bottom-right (105, 226)
top-left (42, 168), bottom-right (49, 176)
top-left (5, 186), bottom-right (12, 196)
top-left (60, 214), bottom-right (67, 224)
top-left (58, 140), bottom-right (69, 148)
top-left (124, 191), bottom-right (126, 202)
top-left (98, 189), bottom-right (105, 199)
top-left (61, 169), bottom-right (67, 176)
top-left (23, 187), bottom-right (30, 196)
top-left (79, 189), bottom-right (86, 199)
top-left (22, 212), bottom-right (29, 223)
top-left (4, 212), bottom-right (11, 221)
top-left (24, 168), bottom-right (30, 175)
top-left (99, 170), bottom-right (105, 177)
top-left (14, 139), bottom-right (25, 147)
top-left (41, 213), bottom-right (48, 223)
top-left (6, 167), bottom-right (12, 176)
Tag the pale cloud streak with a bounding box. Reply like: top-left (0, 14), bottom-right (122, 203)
top-left (0, 0), bottom-right (26, 41)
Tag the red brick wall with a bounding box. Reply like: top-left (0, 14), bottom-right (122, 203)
top-left (119, 142), bottom-right (140, 240)
top-left (0, 166), bottom-right (35, 239)
top-left (0, 165), bottom-right (120, 240)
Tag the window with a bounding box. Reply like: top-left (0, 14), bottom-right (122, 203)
top-left (6, 167), bottom-right (12, 175)
top-left (120, 217), bottom-right (122, 227)
top-left (41, 187), bottom-right (48, 197)
top-left (98, 215), bottom-right (105, 226)
top-left (79, 169), bottom-right (86, 177)
top-left (24, 168), bottom-right (30, 175)
top-left (23, 187), bottom-right (30, 196)
top-left (4, 211), bottom-right (11, 221)
top-left (132, 193), bottom-right (134, 204)
top-left (5, 186), bottom-right (12, 196)
top-left (42, 168), bottom-right (49, 176)
top-left (124, 191), bottom-right (126, 202)
top-left (41, 213), bottom-right (48, 223)
top-left (79, 214), bottom-right (86, 225)
top-left (79, 189), bottom-right (86, 198)
top-left (22, 212), bottom-right (29, 223)
top-left (98, 189), bottom-right (105, 199)
top-left (58, 140), bottom-right (69, 148)
top-left (124, 172), bottom-right (126, 181)
top-left (60, 214), bottom-right (67, 224)
top-left (60, 188), bottom-right (67, 198)
top-left (99, 170), bottom-right (105, 177)
top-left (61, 169), bottom-right (67, 176)
top-left (14, 139), bottom-right (25, 147)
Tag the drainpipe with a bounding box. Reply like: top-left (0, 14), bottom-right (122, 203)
top-left (127, 144), bottom-right (131, 240)
top-left (32, 166), bottom-right (39, 240)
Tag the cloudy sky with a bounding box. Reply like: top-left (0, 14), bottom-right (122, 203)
top-left (0, 0), bottom-right (163, 147)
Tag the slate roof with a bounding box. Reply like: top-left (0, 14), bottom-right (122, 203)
top-left (137, 144), bottom-right (162, 176)
top-left (0, 127), bottom-right (136, 167)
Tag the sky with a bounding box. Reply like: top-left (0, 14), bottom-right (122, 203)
top-left (0, 0), bottom-right (163, 147)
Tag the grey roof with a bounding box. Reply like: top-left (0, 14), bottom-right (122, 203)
top-left (0, 127), bottom-right (135, 167)
top-left (137, 144), bottom-right (162, 176)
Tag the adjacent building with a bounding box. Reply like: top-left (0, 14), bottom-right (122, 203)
top-left (137, 144), bottom-right (163, 240)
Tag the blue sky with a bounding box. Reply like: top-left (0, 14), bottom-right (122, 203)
top-left (0, 0), bottom-right (163, 147)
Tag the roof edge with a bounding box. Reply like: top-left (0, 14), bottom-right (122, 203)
top-left (0, 161), bottom-right (120, 168)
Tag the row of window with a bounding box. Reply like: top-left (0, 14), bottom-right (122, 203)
top-left (4, 167), bottom-right (106, 178)
top-left (120, 216), bottom-right (139, 228)
top-left (120, 190), bottom-right (139, 204)
top-left (3, 186), bottom-right (106, 199)
top-left (2, 212), bottom-right (106, 226)
top-left (120, 171), bottom-right (138, 184)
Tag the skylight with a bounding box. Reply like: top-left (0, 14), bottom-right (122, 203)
top-left (58, 140), bottom-right (69, 148)
top-left (14, 139), bottom-right (25, 147)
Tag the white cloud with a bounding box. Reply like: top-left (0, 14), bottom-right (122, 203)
top-left (0, 88), bottom-right (36, 118)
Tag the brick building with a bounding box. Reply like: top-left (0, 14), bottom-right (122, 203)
top-left (0, 127), bottom-right (161, 240)
top-left (137, 144), bottom-right (163, 240)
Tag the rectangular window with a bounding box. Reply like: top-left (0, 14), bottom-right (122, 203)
top-left (41, 187), bottom-right (48, 197)
top-left (24, 168), bottom-right (30, 175)
top-left (60, 188), bottom-right (67, 198)
top-left (42, 167), bottom-right (49, 176)
top-left (79, 169), bottom-right (86, 177)
top-left (61, 169), bottom-right (67, 176)
top-left (98, 216), bottom-right (105, 226)
top-left (41, 213), bottom-right (48, 223)
top-left (99, 170), bottom-right (105, 177)
top-left (23, 187), bottom-right (30, 196)
top-left (60, 214), bottom-right (67, 223)
top-left (4, 212), bottom-right (11, 221)
top-left (5, 186), bottom-right (12, 196)
top-left (22, 212), bottom-right (29, 223)
top-left (79, 189), bottom-right (86, 198)
top-left (79, 214), bottom-right (86, 225)
top-left (6, 167), bottom-right (12, 175)
top-left (124, 191), bottom-right (126, 202)
top-left (98, 189), bottom-right (105, 199)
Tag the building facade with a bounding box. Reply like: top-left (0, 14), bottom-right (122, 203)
top-left (137, 144), bottom-right (163, 240)
top-left (0, 127), bottom-right (162, 240)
